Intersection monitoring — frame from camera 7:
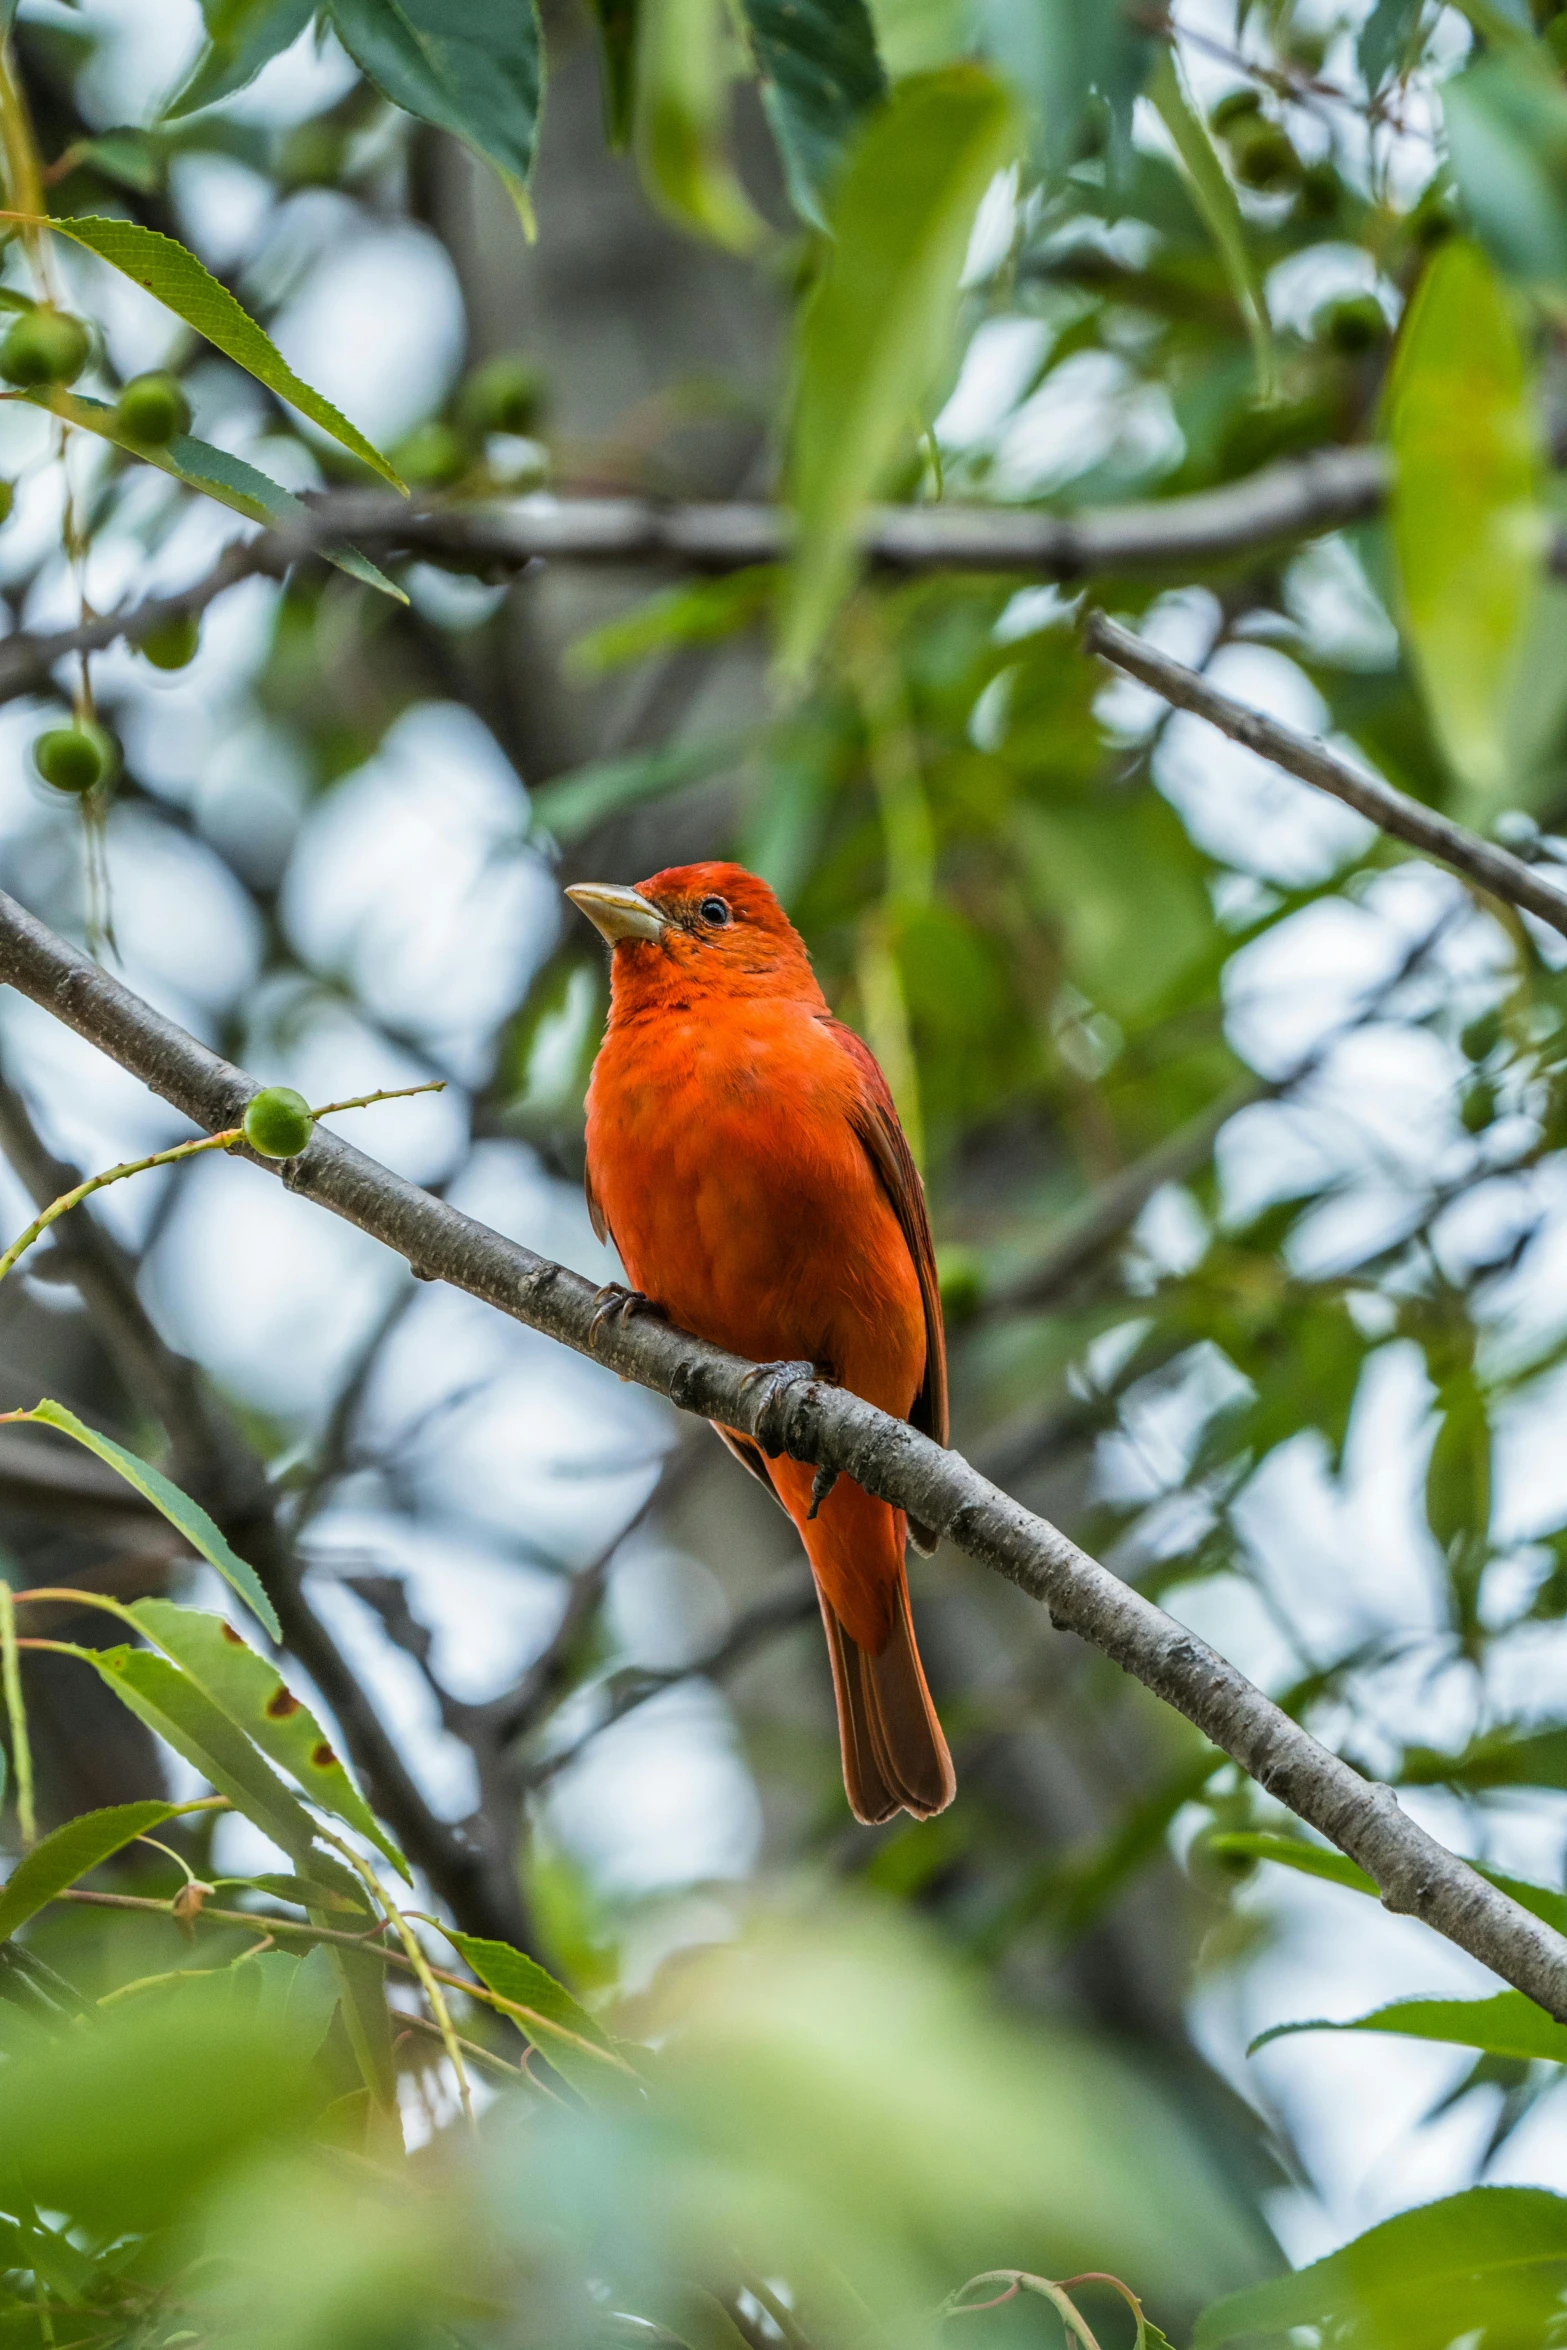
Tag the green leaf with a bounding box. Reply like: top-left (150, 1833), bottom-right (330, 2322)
top-left (779, 66), bottom-right (1020, 681)
top-left (1194, 2187), bottom-right (1567, 2348)
top-left (166, 0), bottom-right (317, 118)
top-left (1359, 0), bottom-right (1425, 89)
top-left (584, 0), bottom-right (640, 147)
top-left (19, 389), bottom-right (405, 599)
top-left (327, 0), bottom-right (543, 208)
top-left (569, 569), bottom-right (776, 674)
top-left (867, 0), bottom-right (966, 76)
top-left (84, 1647), bottom-right (319, 1860)
top-left (0, 1986), bottom-right (322, 2235)
top-left (0, 1801), bottom-right (180, 1944)
top-left (974, 0), bottom-right (1149, 181)
top-left (1205, 1827), bottom-right (1567, 1939)
top-left (1445, 55), bottom-right (1567, 289)
top-left (1252, 1990), bottom-right (1567, 2065)
top-left (1400, 1720), bottom-right (1567, 1794)
top-left (1386, 237), bottom-right (1542, 803)
top-left (32, 215), bottom-right (403, 490)
top-left (530, 728), bottom-right (754, 840)
top-left (129, 1601), bottom-right (409, 1881)
top-left (1146, 46), bottom-right (1275, 403)
top-left (443, 1927), bottom-right (638, 2097)
top-left (735, 0), bottom-right (886, 232)
top-left (19, 1401), bottom-right (282, 1641)
top-left (1203, 1829), bottom-right (1378, 1896)
top-left (633, 0), bottom-right (766, 253)
top-left (291, 1846), bottom-right (396, 2108)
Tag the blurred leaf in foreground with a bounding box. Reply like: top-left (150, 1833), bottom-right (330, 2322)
top-left (1386, 237), bottom-right (1542, 805)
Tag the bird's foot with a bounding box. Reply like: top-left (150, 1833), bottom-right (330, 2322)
top-left (736, 1358), bottom-right (822, 1458)
top-left (588, 1283), bottom-right (664, 1350)
top-left (806, 1463), bottom-right (840, 1520)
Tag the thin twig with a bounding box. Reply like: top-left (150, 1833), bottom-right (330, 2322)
top-left (0, 1079), bottom-right (443, 1288)
top-left (1083, 608), bottom-right (1567, 943)
top-left (0, 1580), bottom-right (35, 1846)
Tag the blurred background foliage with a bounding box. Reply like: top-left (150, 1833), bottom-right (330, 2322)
top-left (7, 0), bottom-right (1567, 2339)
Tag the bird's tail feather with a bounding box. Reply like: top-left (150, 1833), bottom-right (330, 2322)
top-left (819, 1572), bottom-right (954, 1824)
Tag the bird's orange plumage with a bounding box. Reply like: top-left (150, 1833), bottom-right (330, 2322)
top-left (573, 860), bottom-right (954, 1823)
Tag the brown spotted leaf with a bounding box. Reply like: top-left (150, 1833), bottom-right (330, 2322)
top-left (130, 1600), bottom-right (408, 1880)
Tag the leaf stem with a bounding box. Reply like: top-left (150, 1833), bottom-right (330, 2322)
top-left (332, 1839), bottom-right (475, 2131)
top-left (0, 1582), bottom-right (35, 1848)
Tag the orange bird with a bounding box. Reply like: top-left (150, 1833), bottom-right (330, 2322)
top-left (568, 861), bottom-right (954, 1824)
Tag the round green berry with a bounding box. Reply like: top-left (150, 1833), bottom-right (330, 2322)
top-left (34, 722), bottom-right (113, 795)
top-left (1210, 89), bottom-right (1263, 134)
top-left (1231, 123), bottom-right (1300, 190)
top-left (137, 610), bottom-right (201, 671)
top-left (115, 371), bottom-right (191, 448)
top-left (242, 1086), bottom-right (315, 1160)
top-left (1317, 293), bottom-right (1388, 355)
top-left (0, 307), bottom-right (90, 388)
top-left (392, 420), bottom-right (470, 488)
top-left (457, 354), bottom-right (547, 438)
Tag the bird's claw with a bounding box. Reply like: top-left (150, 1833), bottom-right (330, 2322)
top-left (736, 1358), bottom-right (820, 1458)
top-left (806, 1463), bottom-right (840, 1520)
top-left (588, 1283), bottom-right (663, 1350)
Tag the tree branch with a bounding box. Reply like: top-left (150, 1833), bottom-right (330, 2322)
top-left (3, 891), bottom-right (1566, 2017)
top-left (0, 448), bottom-right (1393, 704)
top-left (1083, 609), bottom-right (1567, 943)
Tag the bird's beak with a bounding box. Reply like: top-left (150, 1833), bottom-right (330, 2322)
top-left (565, 882), bottom-right (668, 945)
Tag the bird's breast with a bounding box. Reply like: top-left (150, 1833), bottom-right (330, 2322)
top-left (585, 1000), bottom-right (923, 1412)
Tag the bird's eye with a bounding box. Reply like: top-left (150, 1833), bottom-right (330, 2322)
top-left (698, 895), bottom-right (731, 926)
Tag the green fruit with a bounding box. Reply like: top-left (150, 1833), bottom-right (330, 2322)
top-left (0, 479), bottom-right (14, 527)
top-left (1210, 89), bottom-right (1263, 134)
top-left (1231, 123), bottom-right (1300, 190)
top-left (457, 354), bottom-right (547, 438)
top-left (137, 610), bottom-right (200, 670)
top-left (1317, 293), bottom-right (1387, 355)
top-left (1460, 1079), bottom-right (1497, 1135)
top-left (1296, 162), bottom-right (1340, 221)
top-left (115, 371), bottom-right (191, 448)
top-left (392, 420), bottom-right (470, 487)
top-left (243, 1086), bottom-right (315, 1160)
top-left (34, 722), bottom-right (112, 794)
top-left (0, 307), bottom-right (90, 388)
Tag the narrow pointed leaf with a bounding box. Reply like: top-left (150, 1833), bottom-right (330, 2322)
top-left (1205, 1827), bottom-right (1567, 1937)
top-left (21, 1402), bottom-right (281, 1640)
top-left (444, 1928), bottom-right (638, 2096)
top-left (1386, 237), bottom-right (1542, 803)
top-left (634, 0), bottom-right (766, 252)
top-left (1251, 1990), bottom-right (1567, 2065)
top-left (780, 66), bottom-right (1019, 681)
top-left (584, 0), bottom-right (640, 147)
top-left (301, 1845), bottom-right (396, 2108)
top-left (0, 1801), bottom-right (179, 1944)
top-left (167, 0), bottom-right (317, 118)
top-left (21, 391), bottom-right (405, 599)
top-left (1147, 45), bottom-right (1275, 402)
top-left (27, 215), bottom-right (403, 489)
top-left (84, 1646), bottom-right (317, 1860)
top-left (327, 0), bottom-right (543, 201)
top-left (736, 0), bottom-right (886, 230)
top-left (1195, 2187), bottom-right (1567, 2347)
top-left (130, 1600), bottom-right (409, 1880)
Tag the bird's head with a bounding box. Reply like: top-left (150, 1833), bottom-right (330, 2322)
top-left (566, 862), bottom-right (821, 1001)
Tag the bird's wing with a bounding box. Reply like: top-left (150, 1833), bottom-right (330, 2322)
top-left (584, 1161), bottom-right (608, 1245)
top-left (823, 1017), bottom-right (949, 1451)
top-left (588, 1156), bottom-right (789, 1514)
